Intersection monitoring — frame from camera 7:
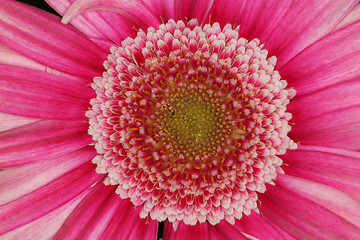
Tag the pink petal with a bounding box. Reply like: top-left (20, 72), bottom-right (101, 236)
top-left (0, 146), bottom-right (96, 205)
top-left (0, 112), bottom-right (38, 132)
top-left (290, 106), bottom-right (360, 150)
top-left (278, 174), bottom-right (360, 228)
top-left (0, 0), bottom-right (107, 79)
top-left (61, 0), bottom-right (161, 30)
top-left (174, 0), bottom-right (214, 25)
top-left (334, 4), bottom-right (360, 31)
top-left (210, 221), bottom-right (248, 240)
top-left (259, 183), bottom-right (360, 239)
top-left (99, 200), bottom-right (158, 240)
top-left (282, 145), bottom-right (360, 199)
top-left (163, 222), bottom-right (210, 240)
top-left (0, 161), bottom-right (102, 235)
top-left (264, 0), bottom-right (358, 67)
top-left (234, 212), bottom-right (296, 240)
top-left (53, 183), bottom-right (119, 239)
top-left (288, 78), bottom-right (360, 122)
top-left (0, 191), bottom-right (87, 240)
top-left (0, 65), bottom-right (94, 119)
top-left (280, 21), bottom-right (360, 96)
top-left (142, 0), bottom-right (176, 21)
top-left (0, 119), bottom-right (92, 168)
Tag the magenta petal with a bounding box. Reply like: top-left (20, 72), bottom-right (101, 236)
top-left (0, 161), bottom-right (102, 235)
top-left (61, 0), bottom-right (161, 30)
top-left (278, 174), bottom-right (360, 228)
top-left (53, 183), bottom-right (119, 239)
top-left (265, 0), bottom-right (358, 67)
top-left (0, 65), bottom-right (94, 119)
top-left (99, 200), bottom-right (158, 240)
top-left (163, 222), bottom-right (210, 240)
top-left (143, 0), bottom-right (176, 21)
top-left (234, 212), bottom-right (296, 240)
top-left (0, 0), bottom-right (107, 79)
top-left (260, 184), bottom-right (360, 239)
top-left (0, 192), bottom-right (86, 240)
top-left (288, 78), bottom-right (360, 122)
top-left (0, 146), bottom-right (96, 205)
top-left (282, 145), bottom-right (360, 199)
top-left (290, 106), bottom-right (360, 150)
top-left (0, 119), bottom-right (92, 168)
top-left (210, 221), bottom-right (248, 240)
top-left (174, 0), bottom-right (214, 24)
top-left (281, 21), bottom-right (360, 95)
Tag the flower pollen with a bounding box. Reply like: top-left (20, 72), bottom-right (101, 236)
top-left (86, 19), bottom-right (297, 226)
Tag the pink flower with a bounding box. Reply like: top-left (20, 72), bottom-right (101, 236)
top-left (0, 0), bottom-right (359, 239)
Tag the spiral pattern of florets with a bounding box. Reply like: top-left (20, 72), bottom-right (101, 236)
top-left (86, 19), bottom-right (297, 226)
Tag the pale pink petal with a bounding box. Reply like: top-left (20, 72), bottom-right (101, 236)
top-left (0, 162), bottom-right (102, 235)
top-left (259, 183), bottom-right (360, 239)
top-left (0, 0), bottom-right (107, 79)
top-left (99, 200), bottom-right (158, 240)
top-left (0, 120), bottom-right (92, 168)
top-left (174, 0), bottom-right (214, 24)
top-left (234, 212), bottom-right (296, 240)
top-left (290, 106), bottom-right (360, 150)
top-left (53, 183), bottom-right (118, 239)
top-left (288, 78), bottom-right (360, 122)
top-left (0, 190), bottom-right (87, 240)
top-left (61, 0), bottom-right (161, 30)
top-left (210, 221), bottom-right (248, 240)
top-left (264, 0), bottom-right (358, 67)
top-left (282, 145), bottom-right (360, 199)
top-left (334, 4), bottom-right (360, 31)
top-left (0, 113), bottom-right (38, 132)
top-left (0, 65), bottom-right (94, 119)
top-left (278, 174), bottom-right (360, 228)
top-left (281, 21), bottom-right (360, 95)
top-left (0, 146), bottom-right (96, 205)
top-left (163, 222), bottom-right (210, 240)
top-left (45, 0), bottom-right (108, 38)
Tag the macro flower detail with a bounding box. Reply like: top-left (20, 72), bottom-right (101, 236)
top-left (0, 0), bottom-right (360, 239)
top-left (87, 19), bottom-right (296, 226)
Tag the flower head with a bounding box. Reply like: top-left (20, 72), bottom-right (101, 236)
top-left (0, 0), bottom-right (359, 239)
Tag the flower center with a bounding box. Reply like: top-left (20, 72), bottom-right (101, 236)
top-left (86, 19), bottom-right (297, 226)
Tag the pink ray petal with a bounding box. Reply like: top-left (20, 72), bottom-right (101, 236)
top-left (0, 190), bottom-right (87, 240)
top-left (174, 0), bottom-right (214, 25)
top-left (61, 0), bottom-right (161, 31)
top-left (282, 145), bottom-right (360, 199)
top-left (264, 0), bottom-right (358, 67)
top-left (210, 221), bottom-right (248, 240)
top-left (277, 174), bottom-right (360, 228)
top-left (163, 222), bottom-right (210, 240)
top-left (0, 0), bottom-right (107, 79)
top-left (0, 146), bottom-right (96, 205)
top-left (290, 106), bottom-right (360, 150)
top-left (334, 4), bottom-right (360, 31)
top-left (288, 78), bottom-right (360, 122)
top-left (280, 21), bottom-right (360, 96)
top-left (53, 183), bottom-right (119, 239)
top-left (0, 113), bottom-right (38, 132)
top-left (0, 65), bottom-right (94, 119)
top-left (0, 119), bottom-right (92, 168)
top-left (99, 200), bottom-right (158, 240)
top-left (233, 212), bottom-right (296, 240)
top-left (0, 161), bottom-right (102, 235)
top-left (260, 184), bottom-right (360, 240)
top-left (206, 0), bottom-right (246, 28)
top-left (142, 0), bottom-right (176, 21)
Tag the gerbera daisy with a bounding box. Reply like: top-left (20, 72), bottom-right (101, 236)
top-left (0, 0), bottom-right (360, 239)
